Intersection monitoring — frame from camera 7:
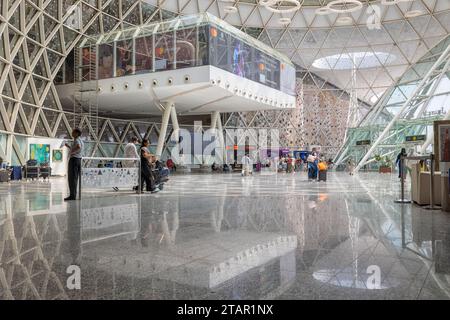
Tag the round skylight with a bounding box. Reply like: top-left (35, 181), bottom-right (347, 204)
top-left (312, 52), bottom-right (396, 70)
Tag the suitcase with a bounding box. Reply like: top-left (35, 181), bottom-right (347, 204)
top-left (0, 170), bottom-right (10, 182)
top-left (318, 170), bottom-right (327, 182)
top-left (11, 166), bottom-right (22, 180)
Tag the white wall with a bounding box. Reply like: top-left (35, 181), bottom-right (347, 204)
top-left (27, 137), bottom-right (68, 176)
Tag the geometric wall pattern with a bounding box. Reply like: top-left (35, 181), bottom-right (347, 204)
top-left (225, 72), bottom-right (364, 157)
top-left (0, 0), bottom-right (179, 165)
top-left (1, 0), bottom-right (450, 165)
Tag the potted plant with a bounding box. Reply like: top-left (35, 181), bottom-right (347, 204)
top-left (376, 155), bottom-right (392, 173)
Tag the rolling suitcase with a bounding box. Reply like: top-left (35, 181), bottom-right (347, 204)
top-left (318, 170), bottom-right (327, 182)
top-left (11, 166), bottom-right (22, 180)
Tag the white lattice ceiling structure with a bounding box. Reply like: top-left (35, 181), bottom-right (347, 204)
top-left (1, 0), bottom-right (450, 164)
top-left (148, 0), bottom-right (450, 104)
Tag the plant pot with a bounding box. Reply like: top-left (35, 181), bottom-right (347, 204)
top-left (379, 166), bottom-right (392, 173)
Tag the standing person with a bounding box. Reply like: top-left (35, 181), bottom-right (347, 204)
top-left (64, 128), bottom-right (84, 201)
top-left (124, 137), bottom-right (139, 191)
top-left (307, 148), bottom-right (318, 181)
top-left (287, 155), bottom-right (293, 173)
top-left (396, 148), bottom-right (407, 180)
top-left (140, 139), bottom-right (157, 193)
top-left (124, 137), bottom-right (139, 167)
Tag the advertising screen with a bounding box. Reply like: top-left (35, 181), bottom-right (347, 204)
top-left (231, 38), bottom-right (249, 78)
top-left (254, 50), bottom-right (279, 90)
top-left (280, 62), bottom-right (296, 96)
top-left (209, 26), bottom-right (230, 71)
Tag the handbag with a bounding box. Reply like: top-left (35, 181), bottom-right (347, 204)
top-left (307, 154), bottom-right (315, 163)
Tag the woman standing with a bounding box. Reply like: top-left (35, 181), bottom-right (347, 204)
top-left (140, 139), bottom-right (157, 193)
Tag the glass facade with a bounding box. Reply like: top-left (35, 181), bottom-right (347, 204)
top-left (77, 13), bottom-right (296, 96)
top-left (334, 35), bottom-right (450, 170)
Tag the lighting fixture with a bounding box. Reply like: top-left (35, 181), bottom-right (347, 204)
top-left (263, 0), bottom-right (302, 14)
top-left (336, 16), bottom-right (353, 24)
top-left (327, 0), bottom-right (363, 14)
top-left (315, 7), bottom-right (330, 15)
top-left (224, 6), bottom-right (238, 13)
top-left (381, 0), bottom-right (413, 5)
top-left (405, 10), bottom-right (422, 18)
top-left (279, 17), bottom-right (291, 25)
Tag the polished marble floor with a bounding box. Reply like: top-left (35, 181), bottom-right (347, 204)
top-left (1, 171), bottom-right (450, 300)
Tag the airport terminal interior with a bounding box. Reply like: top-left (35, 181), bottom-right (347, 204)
top-left (1, 0), bottom-right (450, 300)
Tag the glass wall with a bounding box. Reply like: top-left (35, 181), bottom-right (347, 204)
top-left (79, 22), bottom-right (295, 96)
top-left (116, 39), bottom-right (134, 76)
top-left (135, 36), bottom-right (153, 74)
top-left (98, 43), bottom-right (114, 80)
top-left (154, 31), bottom-right (175, 71)
top-left (81, 46), bottom-right (96, 81)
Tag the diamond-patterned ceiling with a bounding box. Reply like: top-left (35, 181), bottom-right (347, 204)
top-left (147, 0), bottom-right (450, 105)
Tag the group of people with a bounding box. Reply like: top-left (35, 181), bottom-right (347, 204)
top-left (277, 156), bottom-right (302, 173)
top-left (125, 137), bottom-right (169, 193)
top-left (305, 148), bottom-right (332, 181)
top-left (64, 130), bottom-right (170, 201)
top-left (274, 149), bottom-right (330, 181)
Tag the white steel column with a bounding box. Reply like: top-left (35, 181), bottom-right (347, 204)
top-left (211, 111), bottom-right (219, 130)
top-left (353, 42), bottom-right (450, 173)
top-left (5, 134), bottom-right (13, 164)
top-left (170, 105), bottom-right (179, 143)
top-left (204, 111), bottom-right (220, 166)
top-left (415, 56), bottom-right (450, 119)
top-left (216, 112), bottom-right (227, 164)
top-left (156, 101), bottom-right (173, 159)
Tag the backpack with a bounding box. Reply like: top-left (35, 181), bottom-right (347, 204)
top-left (318, 162), bottom-right (328, 171)
top-left (27, 159), bottom-right (38, 166)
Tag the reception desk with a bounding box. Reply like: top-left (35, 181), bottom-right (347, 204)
top-left (410, 163), bottom-right (441, 206)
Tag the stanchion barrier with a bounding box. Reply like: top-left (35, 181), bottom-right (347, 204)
top-left (395, 154), bottom-right (439, 210)
top-left (78, 156), bottom-right (141, 200)
top-left (394, 154), bottom-right (412, 204)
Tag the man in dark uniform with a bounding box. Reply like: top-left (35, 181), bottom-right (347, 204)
top-left (64, 128), bottom-right (84, 201)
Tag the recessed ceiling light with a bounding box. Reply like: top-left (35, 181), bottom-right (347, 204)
top-left (264, 0), bottom-right (301, 14)
top-left (279, 17), bottom-right (291, 25)
top-left (315, 7), bottom-right (331, 15)
top-left (336, 16), bottom-right (353, 24)
top-left (370, 95), bottom-right (379, 104)
top-left (405, 10), bottom-right (423, 18)
top-left (327, 0), bottom-right (363, 14)
top-left (381, 0), bottom-right (413, 5)
top-left (224, 6), bottom-right (238, 13)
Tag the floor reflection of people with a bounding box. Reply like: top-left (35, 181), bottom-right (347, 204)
top-left (140, 199), bottom-right (179, 247)
top-left (211, 194), bottom-right (225, 232)
top-left (65, 201), bottom-right (82, 265)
